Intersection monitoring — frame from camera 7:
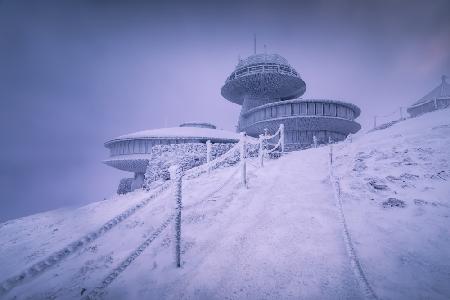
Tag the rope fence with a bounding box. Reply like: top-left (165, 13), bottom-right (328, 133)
top-left (1, 125), bottom-right (286, 298)
top-left (172, 124), bottom-right (285, 268)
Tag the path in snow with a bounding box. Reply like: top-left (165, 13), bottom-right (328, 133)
top-left (106, 148), bottom-right (363, 299)
top-left (3, 166), bottom-right (243, 299)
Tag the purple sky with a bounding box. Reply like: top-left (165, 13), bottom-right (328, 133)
top-left (1, 0), bottom-right (449, 222)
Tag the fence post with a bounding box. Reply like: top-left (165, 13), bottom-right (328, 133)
top-left (280, 124), bottom-right (285, 154)
top-left (206, 140), bottom-right (212, 174)
top-left (258, 134), bottom-right (264, 167)
top-left (169, 165), bottom-right (182, 268)
top-left (329, 144), bottom-right (333, 165)
top-left (240, 132), bottom-right (247, 188)
top-left (313, 135), bottom-right (317, 148)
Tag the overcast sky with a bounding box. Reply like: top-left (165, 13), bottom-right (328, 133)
top-left (1, 0), bottom-right (449, 222)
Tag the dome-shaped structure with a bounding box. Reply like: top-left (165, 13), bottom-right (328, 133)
top-left (236, 53), bottom-right (290, 68)
top-left (221, 51), bottom-right (361, 149)
top-left (221, 53), bottom-right (306, 106)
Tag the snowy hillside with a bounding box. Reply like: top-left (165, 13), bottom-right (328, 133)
top-left (1, 109), bottom-right (449, 300)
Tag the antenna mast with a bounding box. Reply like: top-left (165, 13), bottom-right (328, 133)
top-left (253, 34), bottom-right (256, 54)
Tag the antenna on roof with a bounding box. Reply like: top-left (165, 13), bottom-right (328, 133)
top-left (264, 44), bottom-right (267, 54)
top-left (253, 34), bottom-right (256, 54)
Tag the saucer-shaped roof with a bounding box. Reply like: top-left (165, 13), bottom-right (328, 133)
top-left (105, 125), bottom-right (240, 147)
top-left (236, 53), bottom-right (290, 69)
top-left (222, 53), bottom-right (306, 105)
top-left (410, 75), bottom-right (450, 107)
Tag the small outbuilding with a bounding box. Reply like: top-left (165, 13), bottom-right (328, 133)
top-left (407, 75), bottom-right (450, 117)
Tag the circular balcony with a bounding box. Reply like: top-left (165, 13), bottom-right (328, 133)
top-left (239, 99), bottom-right (361, 146)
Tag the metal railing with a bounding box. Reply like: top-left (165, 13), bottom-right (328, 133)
top-left (227, 64), bottom-right (299, 82)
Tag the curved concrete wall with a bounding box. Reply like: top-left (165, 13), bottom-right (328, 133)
top-left (239, 99), bottom-right (361, 147)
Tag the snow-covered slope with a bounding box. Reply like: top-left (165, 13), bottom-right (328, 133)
top-left (0, 109), bottom-right (449, 300)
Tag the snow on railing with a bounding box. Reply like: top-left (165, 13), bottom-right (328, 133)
top-left (328, 144), bottom-right (378, 300)
top-left (2, 125), bottom-right (286, 298)
top-left (255, 124), bottom-right (285, 167)
top-left (171, 124), bottom-right (285, 267)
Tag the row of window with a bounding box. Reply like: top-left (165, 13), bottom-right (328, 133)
top-left (228, 64), bottom-right (298, 81)
top-left (109, 138), bottom-right (203, 156)
top-left (242, 102), bottom-right (355, 128)
top-left (285, 130), bottom-right (347, 144)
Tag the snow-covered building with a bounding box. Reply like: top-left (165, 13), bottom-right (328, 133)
top-left (104, 122), bottom-right (239, 191)
top-left (221, 53), bottom-right (361, 150)
top-left (407, 75), bottom-right (450, 117)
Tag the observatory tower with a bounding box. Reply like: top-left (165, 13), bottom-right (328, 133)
top-left (221, 52), bottom-right (361, 149)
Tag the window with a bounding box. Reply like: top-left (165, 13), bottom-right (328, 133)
top-left (293, 104), bottom-right (300, 115)
top-left (347, 108), bottom-right (354, 120)
top-left (307, 102), bottom-right (315, 115)
top-left (284, 104), bottom-right (290, 116)
top-left (300, 103), bottom-right (307, 115)
top-left (316, 103), bottom-right (323, 115)
top-left (330, 104), bottom-right (337, 117)
top-left (337, 105), bottom-right (346, 118)
top-left (277, 105), bottom-right (284, 117)
top-left (324, 103), bottom-right (330, 116)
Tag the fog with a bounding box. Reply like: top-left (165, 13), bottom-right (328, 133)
top-left (1, 0), bottom-right (449, 221)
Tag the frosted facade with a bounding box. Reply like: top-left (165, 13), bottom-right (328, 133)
top-left (103, 122), bottom-right (239, 192)
top-left (221, 53), bottom-right (361, 148)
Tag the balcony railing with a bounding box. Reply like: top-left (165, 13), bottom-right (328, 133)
top-left (227, 63), bottom-right (299, 82)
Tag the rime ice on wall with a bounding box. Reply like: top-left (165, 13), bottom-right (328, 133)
top-left (103, 123), bottom-right (240, 193)
top-left (221, 52), bottom-right (361, 147)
